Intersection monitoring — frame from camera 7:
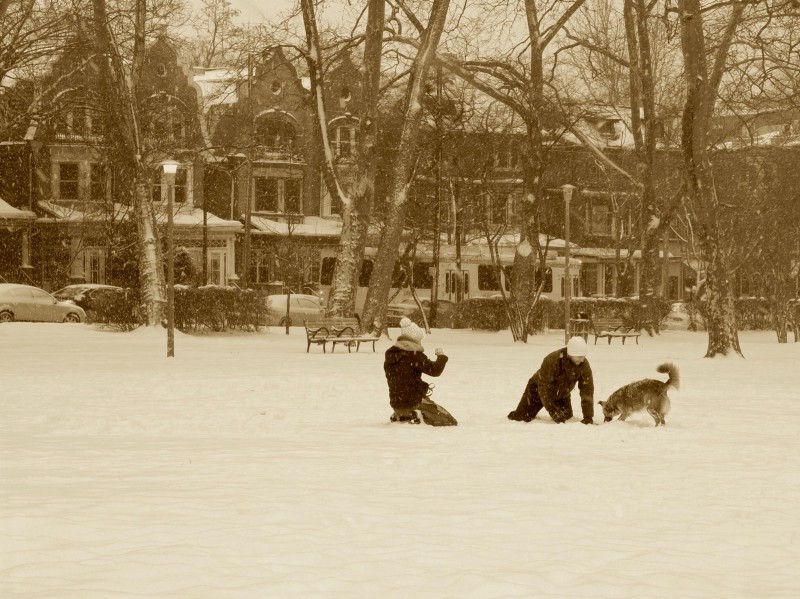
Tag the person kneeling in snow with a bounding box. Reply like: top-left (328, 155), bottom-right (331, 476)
top-left (383, 317), bottom-right (457, 426)
top-left (507, 336), bottom-right (595, 424)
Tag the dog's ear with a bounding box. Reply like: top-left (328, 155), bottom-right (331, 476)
top-left (598, 401), bottom-right (605, 406)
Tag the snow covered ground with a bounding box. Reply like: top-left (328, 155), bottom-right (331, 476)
top-left (2, 323), bottom-right (799, 598)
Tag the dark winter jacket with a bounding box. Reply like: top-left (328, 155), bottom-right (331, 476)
top-left (531, 347), bottom-right (594, 420)
top-left (384, 336), bottom-right (448, 411)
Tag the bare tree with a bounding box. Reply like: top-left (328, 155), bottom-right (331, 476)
top-left (91, 0), bottom-right (166, 327)
top-left (676, 0), bottom-right (747, 357)
top-left (0, 0), bottom-right (74, 139)
top-left (299, 0), bottom-right (387, 318)
top-left (187, 0), bottom-right (243, 68)
top-left (360, 0), bottom-right (451, 332)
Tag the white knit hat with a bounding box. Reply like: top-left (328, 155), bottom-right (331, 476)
top-left (399, 317), bottom-right (425, 343)
top-left (566, 336), bottom-right (588, 357)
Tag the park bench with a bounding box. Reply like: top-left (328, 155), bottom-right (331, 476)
top-left (590, 317), bottom-right (641, 345)
top-left (303, 317), bottom-right (380, 353)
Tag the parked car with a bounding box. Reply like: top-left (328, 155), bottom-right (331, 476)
top-left (265, 293), bottom-right (324, 326)
top-left (53, 284), bottom-right (123, 322)
top-left (0, 283), bottom-right (86, 323)
top-left (386, 298), bottom-right (456, 328)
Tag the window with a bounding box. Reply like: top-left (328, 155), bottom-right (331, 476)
top-left (59, 163), bottom-right (79, 200)
top-left (151, 166), bottom-right (190, 203)
top-left (478, 265), bottom-right (501, 291)
top-left (80, 248), bottom-right (106, 283)
top-left (333, 125), bottom-right (356, 158)
top-left (413, 263), bottom-right (433, 288)
top-left (589, 202), bottom-right (613, 236)
top-left (251, 252), bottom-right (270, 285)
top-left (320, 257), bottom-right (336, 285)
top-left (56, 108), bottom-right (100, 139)
top-left (598, 120), bottom-right (620, 140)
top-left (285, 179), bottom-right (301, 213)
top-left (359, 259), bottom-right (373, 287)
top-left (89, 164), bottom-right (107, 202)
top-left (489, 193), bottom-right (508, 224)
top-left (253, 176), bottom-right (302, 213)
top-left (494, 145), bottom-right (518, 169)
top-left (254, 118), bottom-right (295, 151)
top-left (537, 267), bottom-right (553, 293)
top-left (254, 177), bottom-right (279, 212)
top-left (150, 107), bottom-right (185, 144)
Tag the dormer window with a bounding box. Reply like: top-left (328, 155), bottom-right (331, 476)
top-left (270, 80), bottom-right (282, 95)
top-left (156, 63), bottom-right (167, 78)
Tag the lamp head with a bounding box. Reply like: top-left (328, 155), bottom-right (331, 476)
top-left (561, 184), bottom-right (576, 202)
top-left (161, 159), bottom-right (180, 175)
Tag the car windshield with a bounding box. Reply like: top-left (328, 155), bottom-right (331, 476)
top-left (54, 287), bottom-right (83, 299)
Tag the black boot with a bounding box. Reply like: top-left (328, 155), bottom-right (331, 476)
top-left (390, 412), bottom-right (420, 424)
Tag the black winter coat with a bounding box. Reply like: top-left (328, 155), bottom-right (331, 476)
top-left (532, 348), bottom-right (594, 420)
top-left (384, 337), bottom-right (448, 411)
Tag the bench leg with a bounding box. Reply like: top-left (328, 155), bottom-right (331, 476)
top-left (622, 337), bottom-right (626, 345)
top-left (307, 341), bottom-right (311, 353)
top-left (608, 337), bottom-right (612, 345)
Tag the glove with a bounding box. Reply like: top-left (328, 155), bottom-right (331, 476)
top-left (581, 417), bottom-right (595, 425)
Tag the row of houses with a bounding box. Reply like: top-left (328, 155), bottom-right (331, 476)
top-left (2, 34), bottom-right (798, 305)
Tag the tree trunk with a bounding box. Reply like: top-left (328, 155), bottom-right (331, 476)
top-left (678, 0), bottom-right (745, 357)
top-left (326, 0), bottom-right (385, 318)
top-left (92, 0), bottom-right (165, 327)
top-left (361, 0), bottom-right (451, 331)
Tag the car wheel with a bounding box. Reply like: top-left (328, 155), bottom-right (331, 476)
top-left (63, 312), bottom-right (82, 323)
top-left (0, 310), bottom-right (14, 323)
top-left (279, 316), bottom-right (292, 327)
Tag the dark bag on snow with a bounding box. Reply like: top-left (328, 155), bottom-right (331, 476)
top-left (418, 397), bottom-right (458, 427)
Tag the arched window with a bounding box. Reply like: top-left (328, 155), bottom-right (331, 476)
top-left (329, 116), bottom-right (359, 160)
top-left (254, 117), bottom-right (296, 152)
top-left (149, 105), bottom-right (185, 144)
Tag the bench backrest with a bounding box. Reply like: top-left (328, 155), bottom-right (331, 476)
top-left (304, 317), bottom-right (362, 336)
top-left (591, 317), bottom-right (624, 331)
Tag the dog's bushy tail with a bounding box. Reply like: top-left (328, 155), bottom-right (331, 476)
top-left (656, 362), bottom-right (680, 390)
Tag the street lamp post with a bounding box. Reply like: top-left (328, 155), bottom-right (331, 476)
top-left (162, 159), bottom-right (180, 357)
top-left (226, 153), bottom-right (250, 288)
top-left (562, 184), bottom-right (576, 344)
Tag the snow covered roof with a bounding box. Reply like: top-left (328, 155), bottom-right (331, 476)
top-left (249, 215), bottom-right (344, 237)
top-left (36, 201), bottom-right (242, 232)
top-left (0, 198), bottom-right (36, 221)
top-left (192, 67), bottom-right (243, 109)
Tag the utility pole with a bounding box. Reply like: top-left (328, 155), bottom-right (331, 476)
top-left (430, 64), bottom-right (443, 326)
top-left (242, 53), bottom-right (253, 288)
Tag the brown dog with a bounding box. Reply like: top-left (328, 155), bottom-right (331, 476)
top-left (599, 363), bottom-right (680, 427)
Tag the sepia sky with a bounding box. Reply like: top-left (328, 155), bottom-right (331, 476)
top-left (228, 0), bottom-right (297, 23)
